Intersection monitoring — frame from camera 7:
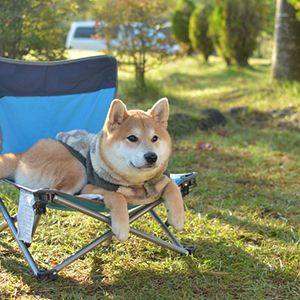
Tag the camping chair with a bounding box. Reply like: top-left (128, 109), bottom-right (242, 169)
top-left (0, 56), bottom-right (197, 280)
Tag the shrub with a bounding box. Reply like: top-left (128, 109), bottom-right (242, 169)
top-left (209, 0), bottom-right (266, 67)
top-left (289, 0), bottom-right (300, 20)
top-left (189, 3), bottom-right (214, 62)
top-left (171, 0), bottom-right (195, 52)
top-left (0, 0), bottom-right (77, 60)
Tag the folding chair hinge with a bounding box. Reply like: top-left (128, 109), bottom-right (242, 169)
top-left (33, 192), bottom-right (54, 214)
top-left (33, 201), bottom-right (47, 215)
top-left (36, 269), bottom-right (58, 281)
top-left (180, 177), bottom-right (197, 197)
top-left (183, 245), bottom-right (197, 255)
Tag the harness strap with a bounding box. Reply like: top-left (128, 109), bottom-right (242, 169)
top-left (59, 141), bottom-right (87, 167)
top-left (86, 151), bottom-right (120, 192)
top-left (59, 141), bottom-right (120, 192)
top-left (59, 140), bottom-right (170, 193)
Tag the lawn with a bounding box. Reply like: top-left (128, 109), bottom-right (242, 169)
top-left (0, 55), bottom-right (299, 299)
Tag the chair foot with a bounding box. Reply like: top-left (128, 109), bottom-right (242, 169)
top-left (183, 245), bottom-right (196, 255)
top-left (36, 269), bottom-right (58, 281)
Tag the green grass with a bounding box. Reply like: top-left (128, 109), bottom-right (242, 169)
top-left (1, 55), bottom-right (300, 299)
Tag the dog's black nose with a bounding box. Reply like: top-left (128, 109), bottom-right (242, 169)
top-left (144, 152), bottom-right (158, 164)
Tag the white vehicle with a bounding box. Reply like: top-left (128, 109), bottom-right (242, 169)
top-left (65, 21), bottom-right (107, 51)
top-left (65, 21), bottom-right (179, 54)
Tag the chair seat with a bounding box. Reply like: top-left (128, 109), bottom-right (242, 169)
top-left (47, 172), bottom-right (197, 212)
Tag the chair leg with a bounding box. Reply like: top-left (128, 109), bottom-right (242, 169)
top-left (54, 196), bottom-right (190, 255)
top-left (31, 214), bottom-right (41, 238)
top-left (0, 198), bottom-right (39, 276)
top-left (130, 227), bottom-right (188, 255)
top-left (0, 213), bottom-right (17, 232)
top-left (0, 194), bottom-right (191, 280)
top-left (53, 230), bottom-right (113, 272)
top-left (149, 209), bottom-right (196, 255)
top-left (149, 209), bottom-right (184, 247)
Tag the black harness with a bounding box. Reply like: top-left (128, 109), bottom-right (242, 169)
top-left (59, 141), bottom-right (120, 192)
top-left (60, 141), bottom-right (170, 193)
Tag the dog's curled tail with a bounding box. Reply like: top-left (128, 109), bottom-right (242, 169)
top-left (0, 153), bottom-right (20, 179)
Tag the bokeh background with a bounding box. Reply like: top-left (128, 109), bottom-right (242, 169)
top-left (0, 1), bottom-right (300, 299)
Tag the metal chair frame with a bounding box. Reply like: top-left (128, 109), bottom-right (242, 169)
top-left (0, 173), bottom-right (196, 280)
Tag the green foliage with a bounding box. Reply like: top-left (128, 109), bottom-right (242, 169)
top-left (262, 0), bottom-right (277, 36)
top-left (189, 3), bottom-right (214, 61)
top-left (75, 0), bottom-right (94, 19)
top-left (171, 0), bottom-right (195, 51)
top-left (0, 0), bottom-right (77, 60)
top-left (94, 0), bottom-right (176, 93)
top-left (209, 0), bottom-right (267, 67)
top-left (289, 0), bottom-right (300, 20)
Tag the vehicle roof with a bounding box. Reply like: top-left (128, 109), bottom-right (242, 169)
top-left (71, 21), bottom-right (96, 27)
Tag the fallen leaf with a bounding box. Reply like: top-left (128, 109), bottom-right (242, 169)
top-left (50, 260), bottom-right (60, 268)
top-left (216, 127), bottom-right (229, 137)
top-left (196, 142), bottom-right (214, 151)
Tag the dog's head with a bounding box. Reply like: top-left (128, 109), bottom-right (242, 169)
top-left (100, 98), bottom-right (172, 185)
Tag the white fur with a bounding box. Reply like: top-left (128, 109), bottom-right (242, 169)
top-left (15, 164), bottom-right (56, 190)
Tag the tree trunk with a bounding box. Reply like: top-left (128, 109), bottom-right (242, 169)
top-left (224, 56), bottom-right (232, 67)
top-left (236, 56), bottom-right (249, 68)
top-left (272, 0), bottom-right (300, 81)
top-left (135, 64), bottom-right (146, 92)
top-left (203, 52), bottom-right (209, 63)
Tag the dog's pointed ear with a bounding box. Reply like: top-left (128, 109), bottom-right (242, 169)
top-left (106, 99), bottom-right (128, 131)
top-left (148, 98), bottom-right (169, 128)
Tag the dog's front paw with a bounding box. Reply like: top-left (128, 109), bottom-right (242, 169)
top-left (111, 219), bottom-right (129, 242)
top-left (167, 210), bottom-right (185, 231)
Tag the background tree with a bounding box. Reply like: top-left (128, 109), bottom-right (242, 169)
top-left (189, 3), bottom-right (214, 62)
top-left (209, 0), bottom-right (266, 67)
top-left (0, 0), bottom-right (77, 60)
top-left (272, 0), bottom-right (300, 81)
top-left (171, 0), bottom-right (195, 54)
top-left (74, 0), bottom-right (94, 20)
top-left (94, 0), bottom-right (176, 93)
top-left (253, 0), bottom-right (276, 59)
top-left (208, 3), bottom-right (232, 65)
top-left (289, 0), bottom-right (300, 19)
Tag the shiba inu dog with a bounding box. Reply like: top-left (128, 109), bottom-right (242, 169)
top-left (0, 98), bottom-right (185, 241)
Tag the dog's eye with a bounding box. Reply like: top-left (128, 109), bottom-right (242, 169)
top-left (151, 135), bottom-right (159, 142)
top-left (127, 135), bottom-right (138, 142)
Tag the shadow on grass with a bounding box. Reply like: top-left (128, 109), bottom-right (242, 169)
top-left (205, 211), bottom-right (299, 246)
top-left (1, 227), bottom-right (299, 299)
top-left (180, 147), bottom-right (299, 249)
top-left (2, 240), bottom-right (297, 299)
top-left (87, 238), bottom-right (298, 299)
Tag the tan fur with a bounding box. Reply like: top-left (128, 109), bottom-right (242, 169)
top-left (0, 98), bottom-right (185, 241)
top-left (100, 110), bottom-right (170, 185)
top-left (162, 180), bottom-right (185, 230)
top-left (16, 139), bottom-right (87, 194)
top-left (117, 174), bottom-right (171, 205)
top-left (82, 184), bottom-right (129, 241)
top-left (0, 153), bottom-right (21, 178)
